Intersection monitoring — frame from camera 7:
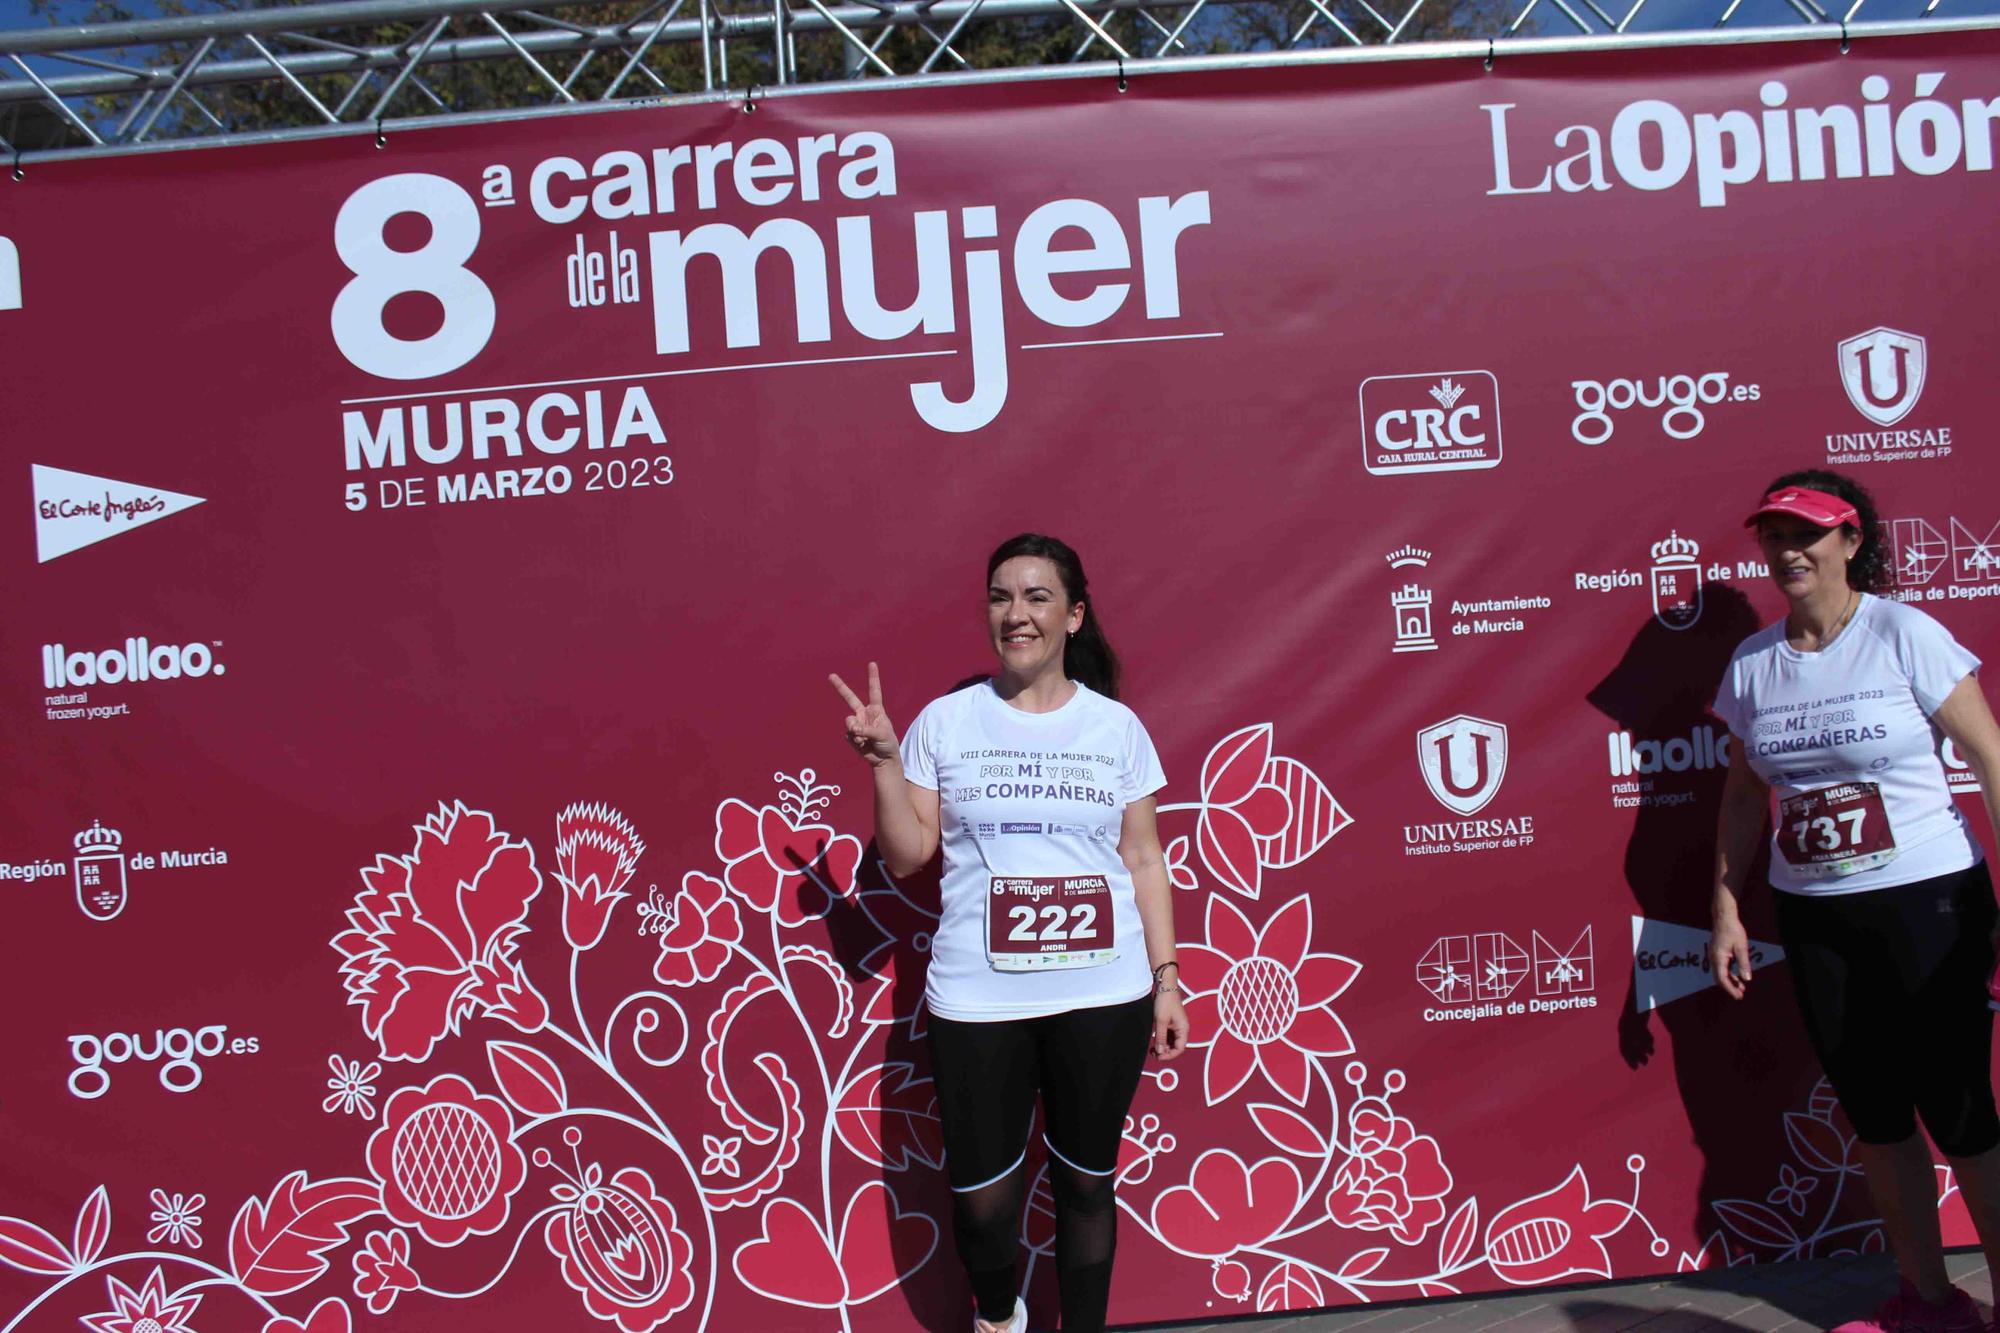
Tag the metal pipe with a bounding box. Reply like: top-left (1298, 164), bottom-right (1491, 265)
top-left (131, 35), bottom-right (215, 142)
top-left (917, 0), bottom-right (986, 72)
top-left (6, 12), bottom-right (1999, 163)
top-left (6, 0), bottom-right (1982, 106)
top-left (479, 11), bottom-right (579, 100)
top-left (245, 32), bottom-right (340, 124)
top-left (367, 15), bottom-right (454, 120)
top-left (6, 52), bottom-right (103, 144)
top-left (0, 0), bottom-right (547, 55)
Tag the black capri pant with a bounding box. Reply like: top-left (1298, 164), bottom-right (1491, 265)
top-left (1775, 861), bottom-right (2000, 1157)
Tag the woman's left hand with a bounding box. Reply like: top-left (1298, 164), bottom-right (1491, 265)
top-left (1152, 991), bottom-right (1189, 1060)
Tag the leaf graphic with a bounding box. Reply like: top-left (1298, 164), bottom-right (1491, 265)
top-left (229, 1172), bottom-right (380, 1295)
top-left (1783, 1112), bottom-right (1852, 1175)
top-left (486, 1040), bottom-right (568, 1117)
top-left (1247, 1103), bottom-right (1328, 1159)
top-left (1201, 725), bottom-right (1274, 808)
top-left (1419, 1281), bottom-right (1461, 1297)
top-left (1258, 757), bottom-right (1352, 869)
top-left (0, 1216), bottom-right (73, 1275)
top-left (1438, 1196), bottom-right (1479, 1272)
top-left (1196, 806), bottom-right (1262, 900)
top-left (834, 1063), bottom-right (942, 1171)
top-left (71, 1186), bottom-right (110, 1268)
top-left (1336, 1247), bottom-right (1389, 1278)
top-left (1255, 1260), bottom-right (1323, 1312)
top-left (1712, 1198), bottom-right (1800, 1251)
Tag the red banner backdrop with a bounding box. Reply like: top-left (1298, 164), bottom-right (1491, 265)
top-left (5, 26), bottom-right (2000, 1333)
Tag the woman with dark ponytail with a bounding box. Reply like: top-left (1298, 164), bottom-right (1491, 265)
top-left (830, 534), bottom-right (1187, 1333)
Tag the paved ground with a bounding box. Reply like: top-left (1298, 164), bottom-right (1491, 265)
top-left (1143, 1251), bottom-right (1992, 1333)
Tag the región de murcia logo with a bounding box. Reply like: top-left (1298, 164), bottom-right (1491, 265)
top-left (0, 818), bottom-right (229, 922)
top-left (1649, 532), bottom-right (1702, 631)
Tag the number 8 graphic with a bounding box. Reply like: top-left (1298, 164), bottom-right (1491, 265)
top-left (332, 173), bottom-right (496, 380)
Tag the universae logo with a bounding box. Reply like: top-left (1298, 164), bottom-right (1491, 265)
top-left (1838, 327), bottom-right (1926, 427)
top-left (1416, 714), bottom-right (1509, 815)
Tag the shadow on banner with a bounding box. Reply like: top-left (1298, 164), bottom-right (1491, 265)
top-left (1587, 582), bottom-right (1828, 1268)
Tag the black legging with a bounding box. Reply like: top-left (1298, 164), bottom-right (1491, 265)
top-left (1775, 861), bottom-right (2000, 1156)
top-left (926, 994), bottom-right (1154, 1332)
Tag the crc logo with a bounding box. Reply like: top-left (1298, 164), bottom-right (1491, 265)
top-left (1416, 714), bottom-right (1509, 815)
top-left (1359, 371), bottom-right (1503, 476)
top-left (1838, 327), bottom-right (1926, 427)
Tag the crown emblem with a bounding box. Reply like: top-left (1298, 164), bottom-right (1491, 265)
top-left (74, 820), bottom-right (123, 854)
top-left (1428, 379), bottom-right (1465, 410)
top-left (1651, 531), bottom-right (1701, 564)
top-left (1385, 545), bottom-right (1432, 570)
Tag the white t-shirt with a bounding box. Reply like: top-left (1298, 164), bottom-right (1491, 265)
top-left (900, 679), bottom-right (1167, 1021)
top-left (1713, 595), bottom-right (1983, 896)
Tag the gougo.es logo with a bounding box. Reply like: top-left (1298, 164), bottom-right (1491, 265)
top-left (1570, 373), bottom-right (1760, 445)
top-left (67, 1024), bottom-right (260, 1098)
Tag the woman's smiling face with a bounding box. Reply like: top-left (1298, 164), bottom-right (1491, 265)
top-left (988, 556), bottom-right (1084, 677)
top-left (1756, 514), bottom-right (1860, 604)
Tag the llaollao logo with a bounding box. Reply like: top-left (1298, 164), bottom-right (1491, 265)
top-left (41, 637), bottom-right (223, 688)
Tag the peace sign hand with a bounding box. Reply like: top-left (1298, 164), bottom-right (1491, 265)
top-left (830, 662), bottom-right (900, 769)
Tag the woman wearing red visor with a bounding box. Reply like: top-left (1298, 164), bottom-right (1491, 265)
top-left (1711, 470), bottom-right (2000, 1332)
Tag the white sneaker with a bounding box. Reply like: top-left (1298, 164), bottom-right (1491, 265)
top-left (972, 1296), bottom-right (1026, 1333)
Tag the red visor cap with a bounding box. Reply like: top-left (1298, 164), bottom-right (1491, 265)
top-left (1743, 486), bottom-right (1860, 530)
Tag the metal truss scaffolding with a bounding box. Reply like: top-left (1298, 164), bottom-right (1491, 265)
top-left (0, 0), bottom-right (1995, 160)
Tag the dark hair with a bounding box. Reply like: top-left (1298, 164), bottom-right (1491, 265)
top-left (1758, 468), bottom-right (1892, 594)
top-left (986, 533), bottom-right (1122, 699)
